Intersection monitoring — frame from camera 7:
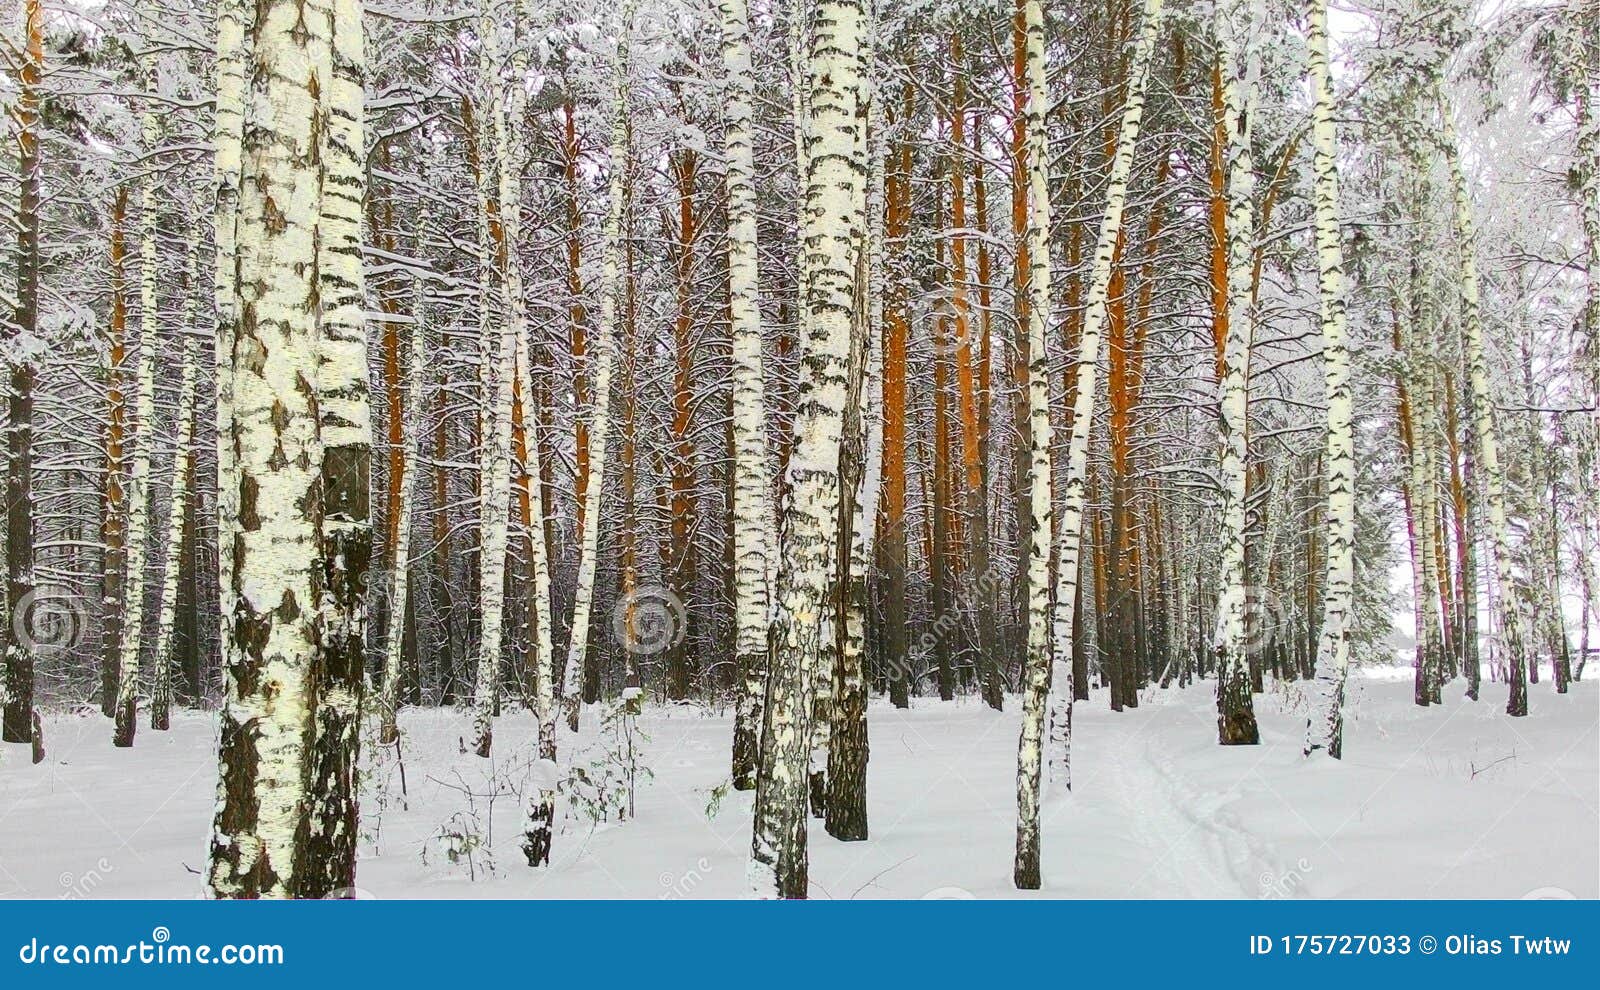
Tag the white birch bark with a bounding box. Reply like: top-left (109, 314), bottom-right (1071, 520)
top-left (722, 0), bottom-right (774, 793)
top-left (1303, 0), bottom-right (1357, 757)
top-left (304, 0), bottom-right (371, 897)
top-left (518, 327), bottom-right (560, 866)
top-left (562, 0), bottom-right (632, 734)
top-left (1211, 0), bottom-right (1262, 745)
top-left (749, 0), bottom-right (864, 900)
top-left (208, 0), bottom-right (334, 898)
top-left (151, 247), bottom-right (200, 733)
top-left (1436, 84), bottom-right (1532, 716)
top-left (470, 7), bottom-right (515, 757)
top-left (1015, 0), bottom-right (1163, 890)
top-left (212, 0), bottom-right (248, 667)
top-left (112, 74), bottom-right (162, 748)
top-left (378, 255), bottom-right (428, 745)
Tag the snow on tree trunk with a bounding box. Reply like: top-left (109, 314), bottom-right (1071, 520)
top-left (113, 77), bottom-right (163, 749)
top-left (750, 0), bottom-right (865, 900)
top-left (1303, 0), bottom-right (1357, 759)
top-left (826, 0), bottom-right (881, 842)
top-left (1016, 0), bottom-right (1162, 890)
top-left (208, 0), bottom-right (337, 898)
top-left (562, 0), bottom-right (633, 735)
top-left (1435, 83), bottom-right (1532, 717)
top-left (1211, 0), bottom-right (1262, 746)
top-left (470, 6), bottom-right (515, 758)
top-left (723, 0), bottom-right (775, 795)
top-left (302, 0), bottom-right (372, 899)
top-left (1, 0), bottom-right (42, 747)
top-left (518, 327), bottom-right (560, 867)
top-left (378, 249), bottom-right (429, 747)
top-left (152, 253), bottom-right (201, 733)
top-left (211, 0), bottom-right (248, 693)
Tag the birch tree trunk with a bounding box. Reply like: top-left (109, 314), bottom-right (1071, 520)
top-left (470, 7), bottom-right (515, 758)
top-left (723, 0), bottom-right (775, 794)
top-left (1303, 0), bottom-right (1358, 758)
top-left (112, 76), bottom-right (163, 749)
top-left (750, 0), bottom-right (864, 899)
top-left (1436, 84), bottom-right (1532, 716)
top-left (518, 327), bottom-right (560, 866)
top-left (1212, 0), bottom-right (1262, 745)
top-left (152, 255), bottom-right (201, 733)
top-left (826, 0), bottom-right (881, 841)
top-left (208, 0), bottom-right (336, 898)
top-left (378, 253), bottom-right (428, 746)
top-left (1016, 0), bottom-right (1163, 890)
top-left (302, 0), bottom-right (372, 898)
top-left (212, 0), bottom-right (248, 698)
top-left (562, 0), bottom-right (633, 734)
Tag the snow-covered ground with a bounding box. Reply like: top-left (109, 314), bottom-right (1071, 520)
top-left (1, 671), bottom-right (1594, 899)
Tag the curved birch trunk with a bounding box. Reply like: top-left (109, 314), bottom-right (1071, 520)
top-left (518, 328), bottom-right (560, 866)
top-left (562, 0), bottom-right (633, 734)
top-left (1435, 84), bottom-right (1532, 716)
top-left (1016, 0), bottom-right (1162, 889)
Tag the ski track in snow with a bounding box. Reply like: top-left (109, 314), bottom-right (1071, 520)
top-left (0, 672), bottom-right (1594, 899)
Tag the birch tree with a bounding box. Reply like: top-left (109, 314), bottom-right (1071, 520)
top-left (750, 0), bottom-right (865, 899)
top-left (1436, 84), bottom-right (1532, 716)
top-left (1016, 0), bottom-right (1163, 889)
top-left (112, 64), bottom-right (163, 748)
top-left (470, 6), bottom-right (515, 758)
top-left (1304, 0), bottom-right (1358, 758)
top-left (722, 0), bottom-right (774, 795)
top-left (1211, 0), bottom-right (1262, 745)
top-left (562, 0), bottom-right (633, 734)
top-left (151, 253), bottom-right (200, 733)
top-left (208, 0), bottom-right (338, 898)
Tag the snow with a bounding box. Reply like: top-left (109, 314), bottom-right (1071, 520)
top-left (1, 671), bottom-right (1594, 899)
